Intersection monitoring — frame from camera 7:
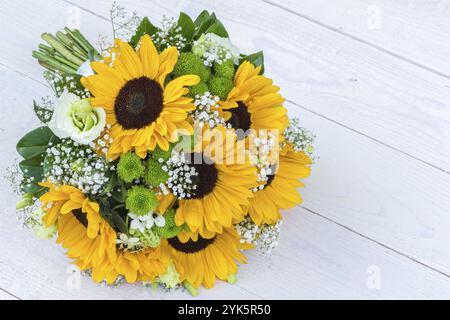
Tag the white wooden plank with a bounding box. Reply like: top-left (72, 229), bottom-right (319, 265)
top-left (240, 208), bottom-right (450, 299)
top-left (265, 0), bottom-right (450, 77)
top-left (288, 101), bottom-right (450, 276)
top-left (58, 0), bottom-right (450, 174)
top-left (0, 0), bottom-right (114, 81)
top-left (1, 60), bottom-right (450, 299)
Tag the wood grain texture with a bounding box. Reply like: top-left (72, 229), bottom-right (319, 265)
top-left (264, 0), bottom-right (450, 77)
top-left (0, 0), bottom-right (449, 299)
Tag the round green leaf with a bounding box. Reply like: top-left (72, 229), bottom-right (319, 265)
top-left (16, 126), bottom-right (54, 159)
top-left (19, 153), bottom-right (45, 181)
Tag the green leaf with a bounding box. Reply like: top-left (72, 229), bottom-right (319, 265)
top-left (194, 14), bottom-right (215, 40)
top-left (193, 12), bottom-right (229, 40)
top-left (19, 154), bottom-right (45, 181)
top-left (98, 200), bottom-right (127, 234)
top-left (110, 178), bottom-right (126, 203)
top-left (129, 17), bottom-right (159, 47)
top-left (194, 10), bottom-right (211, 27)
top-left (33, 100), bottom-right (53, 124)
top-left (102, 173), bottom-right (117, 195)
top-left (178, 12), bottom-right (195, 42)
top-left (16, 126), bottom-right (54, 159)
top-left (240, 51), bottom-right (265, 74)
top-left (205, 20), bottom-right (229, 38)
top-left (21, 182), bottom-right (46, 197)
top-left (111, 211), bottom-right (128, 234)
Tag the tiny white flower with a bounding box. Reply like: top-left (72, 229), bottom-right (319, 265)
top-left (153, 214), bottom-right (165, 227)
top-left (128, 212), bottom-right (165, 232)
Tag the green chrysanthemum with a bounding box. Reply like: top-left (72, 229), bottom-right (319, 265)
top-left (144, 158), bottom-right (169, 186)
top-left (154, 209), bottom-right (183, 238)
top-left (208, 76), bottom-right (234, 100)
top-left (214, 60), bottom-right (235, 79)
top-left (129, 228), bottom-right (160, 248)
top-left (188, 82), bottom-right (209, 98)
top-left (117, 152), bottom-right (145, 183)
top-left (125, 186), bottom-right (158, 216)
top-left (152, 144), bottom-right (173, 162)
top-left (173, 52), bottom-right (211, 82)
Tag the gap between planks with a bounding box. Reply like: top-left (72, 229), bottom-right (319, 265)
top-left (0, 287), bottom-right (20, 300)
top-left (302, 206), bottom-right (450, 280)
top-left (288, 99), bottom-right (450, 176)
top-left (262, 0), bottom-right (450, 81)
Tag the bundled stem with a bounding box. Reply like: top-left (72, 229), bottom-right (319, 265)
top-left (32, 28), bottom-right (99, 75)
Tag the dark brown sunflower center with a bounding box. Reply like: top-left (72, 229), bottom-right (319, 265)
top-left (168, 235), bottom-right (216, 253)
top-left (114, 76), bottom-right (163, 129)
top-left (227, 101), bottom-right (252, 136)
top-left (72, 209), bottom-right (88, 228)
top-left (185, 153), bottom-right (219, 199)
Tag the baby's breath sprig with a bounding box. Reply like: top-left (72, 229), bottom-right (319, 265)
top-left (153, 16), bottom-right (187, 51)
top-left (33, 96), bottom-right (54, 124)
top-left (109, 1), bottom-right (141, 41)
top-left (43, 138), bottom-right (111, 195)
top-left (249, 131), bottom-right (278, 192)
top-left (283, 118), bottom-right (316, 160)
top-left (190, 92), bottom-right (230, 129)
top-left (164, 150), bottom-right (199, 199)
top-left (43, 70), bottom-right (89, 98)
top-left (96, 33), bottom-right (112, 56)
top-left (236, 216), bottom-right (282, 254)
top-left (4, 161), bottom-right (24, 195)
top-left (193, 34), bottom-right (236, 67)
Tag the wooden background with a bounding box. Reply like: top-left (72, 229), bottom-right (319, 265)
top-left (0, 0), bottom-right (450, 299)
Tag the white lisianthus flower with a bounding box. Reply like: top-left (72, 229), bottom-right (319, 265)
top-left (193, 33), bottom-right (240, 65)
top-left (48, 91), bottom-right (106, 144)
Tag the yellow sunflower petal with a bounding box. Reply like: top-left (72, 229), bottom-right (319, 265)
top-left (138, 34), bottom-right (159, 79)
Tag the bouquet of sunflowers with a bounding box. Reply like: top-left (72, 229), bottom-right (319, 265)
top-left (10, 7), bottom-right (315, 294)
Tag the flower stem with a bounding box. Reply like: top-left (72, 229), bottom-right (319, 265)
top-left (32, 50), bottom-right (78, 74)
top-left (41, 33), bottom-right (85, 66)
top-left (64, 28), bottom-right (99, 56)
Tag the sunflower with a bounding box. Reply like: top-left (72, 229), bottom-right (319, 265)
top-left (38, 182), bottom-right (168, 283)
top-left (81, 35), bottom-right (200, 159)
top-left (174, 126), bottom-right (258, 238)
top-left (247, 146), bottom-right (312, 225)
top-left (220, 61), bottom-right (289, 136)
top-left (160, 227), bottom-right (252, 288)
